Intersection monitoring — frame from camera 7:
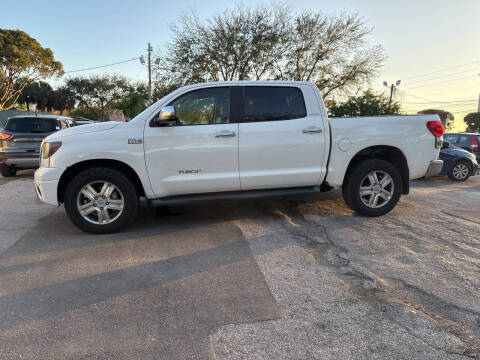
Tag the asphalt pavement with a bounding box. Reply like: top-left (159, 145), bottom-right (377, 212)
top-left (0, 171), bottom-right (479, 359)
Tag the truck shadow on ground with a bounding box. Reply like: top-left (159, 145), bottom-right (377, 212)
top-left (0, 176), bottom-right (478, 358)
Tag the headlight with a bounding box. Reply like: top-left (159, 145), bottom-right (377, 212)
top-left (41, 141), bottom-right (62, 159)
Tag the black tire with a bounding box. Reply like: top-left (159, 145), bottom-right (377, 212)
top-left (342, 159), bottom-right (402, 217)
top-left (448, 160), bottom-right (471, 182)
top-left (0, 164), bottom-right (17, 177)
top-left (64, 167), bottom-right (138, 234)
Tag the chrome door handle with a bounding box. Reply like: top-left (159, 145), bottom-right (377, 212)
top-left (214, 130), bottom-right (236, 138)
top-left (303, 127), bottom-right (323, 134)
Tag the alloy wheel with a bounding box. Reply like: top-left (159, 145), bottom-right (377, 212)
top-left (452, 163), bottom-right (469, 180)
top-left (359, 170), bottom-right (394, 209)
top-left (76, 181), bottom-right (124, 225)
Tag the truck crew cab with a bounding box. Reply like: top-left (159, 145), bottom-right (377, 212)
top-left (34, 81), bottom-right (443, 233)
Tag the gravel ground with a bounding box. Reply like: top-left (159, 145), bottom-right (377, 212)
top-left (0, 172), bottom-right (479, 359)
top-left (210, 177), bottom-right (480, 359)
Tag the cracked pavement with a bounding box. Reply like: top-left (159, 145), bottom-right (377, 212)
top-left (0, 171), bottom-right (479, 359)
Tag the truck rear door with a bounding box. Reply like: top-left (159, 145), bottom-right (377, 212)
top-left (238, 85), bottom-right (327, 190)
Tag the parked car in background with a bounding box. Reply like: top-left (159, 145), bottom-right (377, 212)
top-left (0, 115), bottom-right (74, 177)
top-left (439, 141), bottom-right (478, 181)
top-left (443, 133), bottom-right (480, 161)
top-left (74, 117), bottom-right (96, 126)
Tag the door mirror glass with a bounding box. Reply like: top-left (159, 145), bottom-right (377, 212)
top-left (442, 141), bottom-right (451, 149)
top-left (152, 106), bottom-right (177, 127)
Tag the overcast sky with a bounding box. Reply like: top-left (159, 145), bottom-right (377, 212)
top-left (2, 0), bottom-right (479, 129)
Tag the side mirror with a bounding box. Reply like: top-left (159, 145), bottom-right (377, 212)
top-left (152, 106), bottom-right (177, 127)
top-left (442, 141), bottom-right (450, 149)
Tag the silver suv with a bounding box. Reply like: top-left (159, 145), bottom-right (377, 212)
top-left (0, 115), bottom-right (74, 177)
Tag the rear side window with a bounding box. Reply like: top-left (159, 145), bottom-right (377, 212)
top-left (244, 86), bottom-right (307, 122)
top-left (5, 118), bottom-right (60, 133)
top-left (458, 135), bottom-right (469, 143)
top-left (444, 134), bottom-right (459, 143)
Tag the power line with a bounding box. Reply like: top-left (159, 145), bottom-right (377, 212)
top-left (403, 74), bottom-right (480, 91)
top-left (401, 99), bottom-right (476, 105)
top-left (404, 68), bottom-right (480, 86)
top-left (398, 89), bottom-right (475, 103)
top-left (418, 85), bottom-right (480, 97)
top-left (401, 60), bottom-right (480, 81)
top-left (64, 57), bottom-right (140, 74)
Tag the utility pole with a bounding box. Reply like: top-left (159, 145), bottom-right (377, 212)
top-left (147, 43), bottom-right (152, 103)
top-left (383, 80), bottom-right (401, 107)
top-left (389, 84), bottom-right (394, 106)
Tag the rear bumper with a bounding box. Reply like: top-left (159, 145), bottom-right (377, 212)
top-left (425, 159), bottom-right (443, 178)
top-left (0, 150), bottom-right (39, 168)
top-left (473, 163), bottom-right (479, 175)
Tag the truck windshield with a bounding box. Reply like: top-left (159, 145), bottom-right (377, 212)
top-left (5, 117), bottom-right (60, 133)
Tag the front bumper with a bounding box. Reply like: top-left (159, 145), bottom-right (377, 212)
top-left (34, 167), bottom-right (63, 205)
top-left (425, 159), bottom-right (443, 178)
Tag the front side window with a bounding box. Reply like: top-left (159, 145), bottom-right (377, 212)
top-left (168, 87), bottom-right (230, 125)
top-left (244, 86), bottom-right (307, 122)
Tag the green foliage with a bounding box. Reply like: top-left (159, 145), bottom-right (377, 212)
top-left (0, 29), bottom-right (63, 110)
top-left (112, 94), bottom-right (147, 119)
top-left (69, 107), bottom-right (97, 120)
top-left (65, 75), bottom-right (138, 121)
top-left (328, 90), bottom-right (400, 117)
top-left (17, 81), bottom-right (75, 113)
top-left (417, 109), bottom-right (454, 131)
top-left (464, 112), bottom-right (480, 133)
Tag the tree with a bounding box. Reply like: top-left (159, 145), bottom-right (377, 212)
top-left (0, 29), bottom-right (63, 110)
top-left (417, 109), bottom-right (454, 131)
top-left (51, 86), bottom-right (76, 113)
top-left (65, 75), bottom-right (133, 121)
top-left (17, 81), bottom-right (53, 111)
top-left (328, 89), bottom-right (400, 117)
top-left (17, 81), bottom-right (75, 113)
top-left (112, 94), bottom-right (147, 119)
top-left (276, 11), bottom-right (384, 97)
top-left (153, 5), bottom-right (384, 97)
top-left (464, 112), bottom-right (480, 133)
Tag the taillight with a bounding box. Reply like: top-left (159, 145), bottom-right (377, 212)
top-left (472, 136), bottom-right (478, 151)
top-left (426, 121), bottom-right (444, 137)
top-left (0, 132), bottom-right (12, 140)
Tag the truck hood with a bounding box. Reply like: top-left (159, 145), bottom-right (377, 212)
top-left (46, 122), bottom-right (121, 140)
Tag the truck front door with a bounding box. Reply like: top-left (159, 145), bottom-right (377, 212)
top-left (143, 87), bottom-right (240, 197)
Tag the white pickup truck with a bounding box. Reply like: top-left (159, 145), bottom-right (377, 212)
top-left (34, 81), bottom-right (444, 233)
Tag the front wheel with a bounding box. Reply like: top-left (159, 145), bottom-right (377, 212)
top-left (64, 167), bottom-right (138, 234)
top-left (342, 159), bottom-right (402, 217)
top-left (448, 161), bottom-right (471, 182)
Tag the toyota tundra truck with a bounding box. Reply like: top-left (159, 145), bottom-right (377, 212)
top-left (34, 81), bottom-right (444, 233)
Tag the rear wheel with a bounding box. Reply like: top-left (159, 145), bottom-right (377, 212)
top-left (0, 164), bottom-right (17, 177)
top-left (64, 167), bottom-right (138, 234)
top-left (342, 159), bottom-right (402, 217)
top-left (449, 161), bottom-right (471, 182)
